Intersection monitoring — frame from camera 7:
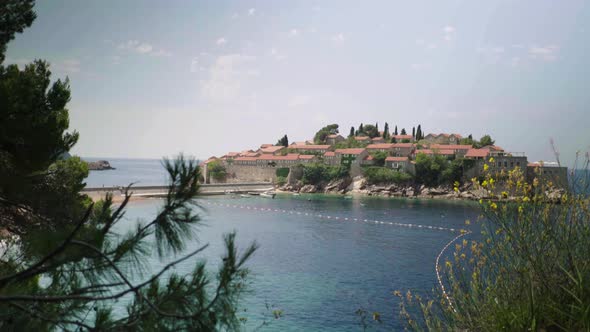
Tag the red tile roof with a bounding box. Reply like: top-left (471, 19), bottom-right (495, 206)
top-left (480, 145), bottom-right (504, 151)
top-left (234, 157), bottom-right (258, 161)
top-left (465, 149), bottom-right (490, 158)
top-left (371, 137), bottom-right (385, 141)
top-left (298, 155), bottom-right (316, 160)
top-left (225, 152), bottom-right (240, 157)
top-left (385, 156), bottom-right (409, 162)
top-left (259, 146), bottom-right (285, 153)
top-left (364, 155), bottom-right (374, 160)
top-left (335, 148), bottom-right (366, 155)
top-left (327, 134), bottom-right (342, 138)
top-left (243, 152), bottom-right (260, 157)
top-left (260, 144), bottom-right (273, 148)
top-left (289, 144), bottom-right (331, 150)
top-left (354, 136), bottom-right (370, 141)
top-left (392, 143), bottom-right (414, 148)
top-left (324, 151), bottom-right (336, 157)
top-left (430, 144), bottom-right (472, 150)
top-left (416, 149), bottom-right (454, 155)
top-left (258, 154), bottom-right (300, 161)
top-left (393, 135), bottom-right (413, 140)
top-left (366, 143), bottom-right (394, 149)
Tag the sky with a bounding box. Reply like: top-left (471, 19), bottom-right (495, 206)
top-left (4, 0), bottom-right (590, 165)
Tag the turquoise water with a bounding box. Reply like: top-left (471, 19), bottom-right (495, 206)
top-left (119, 194), bottom-right (479, 331)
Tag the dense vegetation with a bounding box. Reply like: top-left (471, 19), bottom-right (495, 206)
top-left (301, 163), bottom-right (349, 185)
top-left (399, 159), bottom-right (590, 331)
top-left (0, 2), bottom-right (258, 330)
top-left (363, 167), bottom-right (413, 185)
top-left (414, 153), bottom-right (473, 186)
top-left (207, 160), bottom-right (227, 180)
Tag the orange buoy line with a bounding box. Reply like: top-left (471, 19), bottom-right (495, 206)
top-left (202, 201), bottom-right (462, 233)
top-left (434, 230), bottom-right (472, 312)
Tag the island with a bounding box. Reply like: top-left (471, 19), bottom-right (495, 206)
top-left (86, 160), bottom-right (115, 171)
top-left (200, 123), bottom-right (568, 200)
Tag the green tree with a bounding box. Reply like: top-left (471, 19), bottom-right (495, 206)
top-left (416, 125), bottom-right (422, 141)
top-left (276, 134), bottom-right (288, 147)
top-left (358, 123), bottom-right (364, 135)
top-left (313, 124), bottom-right (339, 144)
top-left (349, 126), bottom-right (355, 138)
top-left (412, 127), bottom-right (415, 138)
top-left (0, 0), bottom-right (36, 63)
top-left (460, 134), bottom-right (475, 146)
top-left (362, 124), bottom-right (379, 138)
top-left (478, 134), bottom-right (495, 147)
top-left (414, 153), bottom-right (448, 186)
top-left (370, 151), bottom-right (388, 167)
top-left (400, 128), bottom-right (407, 135)
top-left (394, 125), bottom-right (398, 135)
top-left (208, 160), bottom-right (227, 180)
top-left (0, 4), bottom-right (258, 329)
top-left (383, 123), bottom-right (389, 139)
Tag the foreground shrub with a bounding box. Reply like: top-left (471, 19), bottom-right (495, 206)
top-left (398, 157), bottom-right (590, 331)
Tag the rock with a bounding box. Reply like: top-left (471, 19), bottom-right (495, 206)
top-left (87, 160), bottom-right (115, 171)
top-left (300, 184), bottom-right (317, 193)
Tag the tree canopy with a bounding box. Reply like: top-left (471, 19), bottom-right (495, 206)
top-left (0, 2), bottom-right (259, 329)
top-left (313, 124), bottom-right (339, 144)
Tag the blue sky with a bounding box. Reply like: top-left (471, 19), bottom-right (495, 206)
top-left (5, 0), bottom-right (590, 164)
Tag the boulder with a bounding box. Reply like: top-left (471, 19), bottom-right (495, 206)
top-left (300, 184), bottom-right (318, 193)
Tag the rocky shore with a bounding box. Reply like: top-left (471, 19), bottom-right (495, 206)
top-left (279, 176), bottom-right (566, 202)
top-left (86, 160), bottom-right (115, 171)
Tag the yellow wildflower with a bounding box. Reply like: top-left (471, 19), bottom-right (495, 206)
top-left (460, 253), bottom-right (466, 259)
top-left (479, 199), bottom-right (483, 204)
top-left (465, 220), bottom-right (471, 225)
top-left (518, 205), bottom-right (523, 214)
top-left (445, 261), bottom-right (452, 268)
top-left (482, 180), bottom-right (489, 187)
top-left (501, 191), bottom-right (508, 198)
top-left (490, 202), bottom-right (498, 210)
top-left (523, 196), bottom-right (530, 202)
top-left (489, 157), bottom-right (495, 163)
top-left (483, 164), bottom-right (489, 171)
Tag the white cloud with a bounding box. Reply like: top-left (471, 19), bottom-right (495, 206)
top-left (529, 45), bottom-right (559, 61)
top-left (289, 29), bottom-right (298, 37)
top-left (443, 25), bottom-right (455, 41)
top-left (216, 37), bottom-right (227, 46)
top-left (331, 33), bottom-right (345, 43)
top-left (248, 8), bottom-right (256, 16)
top-left (118, 40), bottom-right (171, 57)
top-left (200, 54), bottom-right (257, 102)
top-left (288, 95), bottom-right (312, 108)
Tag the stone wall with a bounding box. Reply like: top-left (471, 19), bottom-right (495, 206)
top-left (211, 164), bottom-right (278, 184)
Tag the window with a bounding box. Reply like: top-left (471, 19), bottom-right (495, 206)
top-left (504, 161), bottom-right (508, 167)
top-left (510, 162), bottom-right (514, 168)
top-left (516, 162), bottom-right (520, 166)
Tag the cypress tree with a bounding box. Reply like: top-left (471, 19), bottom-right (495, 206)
top-left (383, 123), bottom-right (389, 139)
top-left (349, 126), bottom-right (355, 137)
top-left (394, 125), bottom-right (398, 136)
top-left (412, 127), bottom-right (416, 138)
top-left (416, 125), bottom-right (422, 140)
top-left (359, 123), bottom-right (364, 135)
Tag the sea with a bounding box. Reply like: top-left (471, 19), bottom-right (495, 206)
top-left (86, 158), bottom-right (480, 331)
